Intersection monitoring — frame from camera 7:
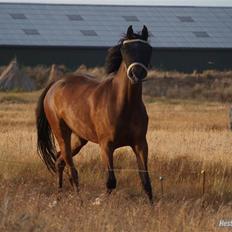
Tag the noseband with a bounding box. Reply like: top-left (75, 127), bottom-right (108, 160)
top-left (122, 39), bottom-right (150, 82)
top-left (125, 62), bottom-right (148, 82)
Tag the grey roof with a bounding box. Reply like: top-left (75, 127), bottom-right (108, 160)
top-left (0, 3), bottom-right (232, 48)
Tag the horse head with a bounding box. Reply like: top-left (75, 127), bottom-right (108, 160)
top-left (121, 25), bottom-right (152, 84)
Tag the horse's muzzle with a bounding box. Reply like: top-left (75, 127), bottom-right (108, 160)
top-left (127, 62), bottom-right (148, 84)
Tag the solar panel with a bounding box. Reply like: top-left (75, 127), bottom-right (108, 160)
top-left (193, 31), bottom-right (210, 38)
top-left (80, 30), bottom-right (98, 36)
top-left (10, 13), bottom-right (27, 20)
top-left (122, 16), bottom-right (139, 22)
top-left (23, 29), bottom-right (40, 35)
top-left (177, 16), bottom-right (194, 22)
top-left (67, 14), bottom-right (83, 21)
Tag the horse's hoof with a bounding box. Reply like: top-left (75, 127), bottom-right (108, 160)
top-left (106, 189), bottom-right (113, 195)
top-left (57, 187), bottom-right (63, 193)
top-left (74, 185), bottom-right (80, 193)
top-left (76, 194), bottom-right (83, 206)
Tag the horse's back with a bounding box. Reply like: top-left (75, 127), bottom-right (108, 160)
top-left (60, 74), bottom-right (100, 90)
top-left (48, 74), bottom-right (101, 100)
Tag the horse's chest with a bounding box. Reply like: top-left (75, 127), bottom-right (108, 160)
top-left (110, 114), bottom-right (147, 145)
top-left (115, 124), bottom-right (134, 144)
top-left (96, 103), bottom-right (148, 146)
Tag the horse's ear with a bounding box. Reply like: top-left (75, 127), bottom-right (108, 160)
top-left (142, 25), bottom-right (148, 40)
top-left (127, 25), bottom-right (134, 38)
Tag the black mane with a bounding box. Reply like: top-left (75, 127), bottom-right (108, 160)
top-left (105, 32), bottom-right (147, 75)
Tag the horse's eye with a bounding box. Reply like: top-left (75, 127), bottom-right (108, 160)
top-left (123, 44), bottom-right (135, 53)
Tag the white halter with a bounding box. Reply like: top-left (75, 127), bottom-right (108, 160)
top-left (122, 39), bottom-right (150, 82)
top-left (123, 39), bottom-right (149, 45)
top-left (125, 62), bottom-right (148, 82)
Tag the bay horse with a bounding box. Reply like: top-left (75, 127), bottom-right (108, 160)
top-left (36, 25), bottom-right (153, 203)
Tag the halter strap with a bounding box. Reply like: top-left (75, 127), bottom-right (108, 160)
top-left (123, 39), bottom-right (149, 45)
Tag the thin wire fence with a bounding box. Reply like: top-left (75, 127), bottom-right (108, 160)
top-left (0, 158), bottom-right (212, 199)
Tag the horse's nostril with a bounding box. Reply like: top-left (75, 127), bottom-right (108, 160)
top-left (132, 66), bottom-right (147, 79)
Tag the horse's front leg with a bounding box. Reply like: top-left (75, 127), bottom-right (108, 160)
top-left (132, 139), bottom-right (153, 203)
top-left (100, 143), bottom-right (116, 194)
top-left (55, 151), bottom-right (66, 190)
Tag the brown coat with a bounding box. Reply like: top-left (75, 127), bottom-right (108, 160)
top-left (36, 25), bottom-right (153, 203)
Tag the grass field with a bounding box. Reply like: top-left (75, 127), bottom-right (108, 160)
top-left (0, 92), bottom-right (232, 231)
top-left (2, 65), bottom-right (232, 102)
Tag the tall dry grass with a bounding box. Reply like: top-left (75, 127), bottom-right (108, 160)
top-left (145, 69), bottom-right (232, 102)
top-left (1, 64), bottom-right (232, 102)
top-left (0, 93), bottom-right (231, 231)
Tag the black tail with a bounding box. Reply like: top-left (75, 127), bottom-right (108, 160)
top-left (36, 82), bottom-right (56, 173)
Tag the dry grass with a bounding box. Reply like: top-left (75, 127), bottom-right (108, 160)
top-left (145, 69), bottom-right (232, 102)
top-left (0, 93), bottom-right (232, 231)
top-left (2, 65), bottom-right (232, 102)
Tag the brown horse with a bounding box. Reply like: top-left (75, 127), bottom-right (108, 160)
top-left (36, 25), bottom-right (153, 203)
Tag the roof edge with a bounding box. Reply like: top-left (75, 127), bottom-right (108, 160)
top-left (1, 44), bottom-right (232, 51)
top-left (0, 2), bottom-right (232, 9)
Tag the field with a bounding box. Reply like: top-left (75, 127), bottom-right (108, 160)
top-left (0, 91), bottom-right (232, 232)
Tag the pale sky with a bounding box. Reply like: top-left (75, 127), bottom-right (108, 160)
top-left (0, 0), bottom-right (232, 7)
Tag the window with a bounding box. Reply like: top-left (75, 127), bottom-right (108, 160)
top-left (122, 16), bottom-right (139, 22)
top-left (193, 31), bottom-right (210, 38)
top-left (10, 13), bottom-right (27, 20)
top-left (67, 15), bottom-right (83, 21)
top-left (80, 30), bottom-right (97, 36)
top-left (23, 29), bottom-right (40, 35)
top-left (177, 16), bottom-right (194, 22)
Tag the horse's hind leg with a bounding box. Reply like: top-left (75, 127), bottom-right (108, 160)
top-left (132, 139), bottom-right (153, 203)
top-left (54, 121), bottom-right (79, 193)
top-left (56, 153), bottom-right (66, 189)
top-left (56, 135), bottom-right (87, 189)
top-left (66, 135), bottom-right (87, 188)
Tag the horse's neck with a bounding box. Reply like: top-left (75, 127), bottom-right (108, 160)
top-left (112, 62), bottom-right (142, 105)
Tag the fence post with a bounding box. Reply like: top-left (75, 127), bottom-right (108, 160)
top-left (159, 176), bottom-right (164, 197)
top-left (201, 170), bottom-right (206, 196)
top-left (229, 107), bottom-right (232, 130)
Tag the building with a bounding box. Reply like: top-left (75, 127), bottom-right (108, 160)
top-left (0, 3), bottom-right (232, 72)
